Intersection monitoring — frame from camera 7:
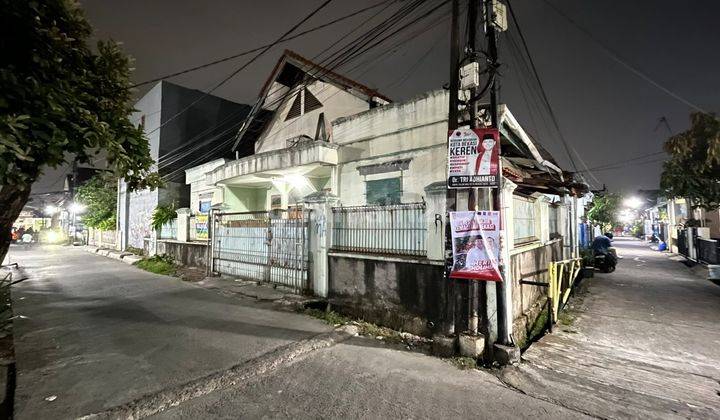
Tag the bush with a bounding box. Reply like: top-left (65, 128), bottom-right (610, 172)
top-left (135, 254), bottom-right (175, 276)
top-left (151, 204), bottom-right (176, 231)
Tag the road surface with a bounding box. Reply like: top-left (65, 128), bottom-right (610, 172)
top-left (6, 245), bottom-right (585, 419)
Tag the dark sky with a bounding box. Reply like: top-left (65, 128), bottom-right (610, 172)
top-left (35, 0), bottom-right (720, 194)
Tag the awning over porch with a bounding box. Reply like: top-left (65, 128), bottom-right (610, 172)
top-left (207, 140), bottom-right (338, 186)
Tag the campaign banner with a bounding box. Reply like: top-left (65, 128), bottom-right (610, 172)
top-left (195, 214), bottom-right (209, 240)
top-left (449, 211), bottom-right (502, 282)
top-left (447, 128), bottom-right (500, 188)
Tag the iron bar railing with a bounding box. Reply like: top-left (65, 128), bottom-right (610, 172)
top-left (331, 202), bottom-right (427, 257)
top-left (697, 237), bottom-right (720, 265)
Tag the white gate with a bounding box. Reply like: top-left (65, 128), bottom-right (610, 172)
top-left (211, 210), bottom-right (310, 293)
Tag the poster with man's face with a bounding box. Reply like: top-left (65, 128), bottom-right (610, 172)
top-left (449, 211), bottom-right (502, 282)
top-left (447, 128), bottom-right (500, 188)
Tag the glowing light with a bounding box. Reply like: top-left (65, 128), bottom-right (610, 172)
top-left (624, 197), bottom-right (643, 209)
top-left (45, 205), bottom-right (57, 215)
top-left (45, 230), bottom-right (61, 243)
top-left (69, 203), bottom-right (86, 214)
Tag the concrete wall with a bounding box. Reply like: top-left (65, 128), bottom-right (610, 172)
top-left (119, 82), bottom-right (249, 250)
top-left (157, 240), bottom-right (209, 268)
top-left (509, 239), bottom-right (563, 347)
top-left (256, 80), bottom-right (370, 153)
top-left (328, 254), bottom-right (449, 337)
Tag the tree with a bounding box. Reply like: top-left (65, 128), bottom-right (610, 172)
top-left (0, 0), bottom-right (161, 262)
top-left (75, 174), bottom-right (117, 231)
top-left (660, 112), bottom-right (720, 210)
top-left (587, 193), bottom-right (620, 231)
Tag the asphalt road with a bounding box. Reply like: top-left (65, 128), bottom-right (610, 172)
top-left (6, 245), bottom-right (331, 419)
top-left (502, 237), bottom-right (720, 418)
top-left (6, 245), bottom-right (587, 419)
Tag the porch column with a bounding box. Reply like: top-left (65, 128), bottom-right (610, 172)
top-left (498, 177), bottom-right (517, 345)
top-left (423, 181), bottom-right (447, 261)
top-left (176, 208), bottom-right (191, 242)
top-left (303, 191), bottom-right (339, 298)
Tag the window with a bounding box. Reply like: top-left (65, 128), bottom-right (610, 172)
top-left (284, 88), bottom-right (323, 121)
top-left (303, 87), bottom-right (322, 113)
top-left (513, 196), bottom-right (537, 243)
top-left (285, 93), bottom-right (302, 120)
top-left (549, 205), bottom-right (560, 238)
top-left (366, 178), bottom-right (401, 206)
top-left (199, 200), bottom-right (211, 213)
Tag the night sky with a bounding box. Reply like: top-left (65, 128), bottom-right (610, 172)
top-left (34, 0), bottom-right (720, 194)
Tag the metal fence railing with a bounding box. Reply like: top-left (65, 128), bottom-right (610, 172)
top-left (160, 219), bottom-right (177, 240)
top-left (698, 237), bottom-right (720, 265)
top-left (331, 202), bottom-right (427, 257)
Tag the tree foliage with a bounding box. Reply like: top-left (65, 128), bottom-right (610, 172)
top-left (0, 0), bottom-right (161, 261)
top-left (586, 193), bottom-right (620, 230)
top-left (660, 112), bottom-right (720, 210)
top-left (0, 0), bottom-right (161, 191)
top-left (75, 174), bottom-right (117, 231)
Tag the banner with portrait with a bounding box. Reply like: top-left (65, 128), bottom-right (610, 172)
top-left (449, 211), bottom-right (502, 282)
top-left (447, 128), bottom-right (500, 188)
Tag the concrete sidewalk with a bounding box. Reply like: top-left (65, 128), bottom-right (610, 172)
top-left (500, 237), bottom-right (720, 418)
top-left (7, 245), bottom-right (331, 419)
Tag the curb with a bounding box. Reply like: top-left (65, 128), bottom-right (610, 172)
top-left (79, 325), bottom-right (359, 419)
top-left (81, 246), bottom-right (142, 265)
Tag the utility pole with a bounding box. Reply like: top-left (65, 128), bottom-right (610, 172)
top-left (467, 0), bottom-right (480, 336)
top-left (444, 0), bottom-right (460, 336)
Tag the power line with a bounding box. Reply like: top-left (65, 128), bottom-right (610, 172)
top-left (505, 0), bottom-right (577, 172)
top-left (539, 0), bottom-right (711, 116)
top-left (575, 150), bottom-right (666, 173)
top-left (147, 0), bottom-right (335, 137)
top-left (164, 0), bottom-right (443, 180)
top-left (131, 1), bottom-right (389, 88)
top-left (230, 0), bottom-right (443, 151)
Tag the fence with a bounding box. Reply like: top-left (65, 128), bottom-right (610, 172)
top-left (88, 228), bottom-right (117, 249)
top-left (331, 202), bottom-right (427, 257)
top-left (677, 228), bottom-right (689, 257)
top-left (159, 219), bottom-right (177, 240)
top-left (212, 210), bottom-right (309, 292)
top-left (697, 237), bottom-right (720, 264)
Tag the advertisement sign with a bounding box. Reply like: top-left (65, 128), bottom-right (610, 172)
top-left (195, 214), bottom-right (208, 240)
top-left (449, 211), bottom-right (502, 282)
top-left (447, 128), bottom-right (500, 188)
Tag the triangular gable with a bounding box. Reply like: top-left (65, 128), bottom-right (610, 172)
top-left (232, 50), bottom-right (390, 152)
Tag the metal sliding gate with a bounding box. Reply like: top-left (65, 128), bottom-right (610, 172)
top-left (211, 210), bottom-right (310, 293)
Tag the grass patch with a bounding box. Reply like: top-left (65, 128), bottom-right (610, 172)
top-left (302, 308), bottom-right (351, 325)
top-left (301, 309), bottom-right (407, 345)
top-left (447, 356), bottom-right (478, 370)
top-left (135, 254), bottom-right (176, 276)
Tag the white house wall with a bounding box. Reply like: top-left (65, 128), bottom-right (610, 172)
top-left (256, 80), bottom-right (370, 154)
top-left (333, 90), bottom-right (448, 206)
top-left (119, 82), bottom-right (162, 250)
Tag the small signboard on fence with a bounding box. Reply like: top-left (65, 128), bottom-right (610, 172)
top-left (447, 128), bottom-right (500, 188)
top-left (449, 211), bottom-right (502, 282)
top-left (195, 214), bottom-right (208, 240)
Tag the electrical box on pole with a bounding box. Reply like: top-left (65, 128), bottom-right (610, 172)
top-left (484, 0), bottom-right (508, 32)
top-left (460, 62), bottom-right (480, 90)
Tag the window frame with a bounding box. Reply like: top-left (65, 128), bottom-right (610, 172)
top-left (513, 194), bottom-right (539, 245)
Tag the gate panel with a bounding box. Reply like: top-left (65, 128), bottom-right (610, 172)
top-left (212, 210), bottom-right (310, 292)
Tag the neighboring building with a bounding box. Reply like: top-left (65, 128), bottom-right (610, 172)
top-left (182, 51), bottom-right (588, 349)
top-left (117, 81), bottom-right (252, 250)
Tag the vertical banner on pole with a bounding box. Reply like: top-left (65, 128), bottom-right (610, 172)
top-left (447, 128), bottom-right (500, 189)
top-left (449, 210), bottom-right (503, 281)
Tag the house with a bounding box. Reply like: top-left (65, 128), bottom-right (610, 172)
top-left (116, 81), bottom-right (252, 251)
top-left (181, 51), bottom-right (587, 351)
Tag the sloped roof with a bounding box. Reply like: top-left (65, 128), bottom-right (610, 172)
top-left (232, 50), bottom-right (390, 151)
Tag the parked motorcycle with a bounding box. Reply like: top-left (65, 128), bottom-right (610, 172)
top-left (594, 251), bottom-right (617, 273)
